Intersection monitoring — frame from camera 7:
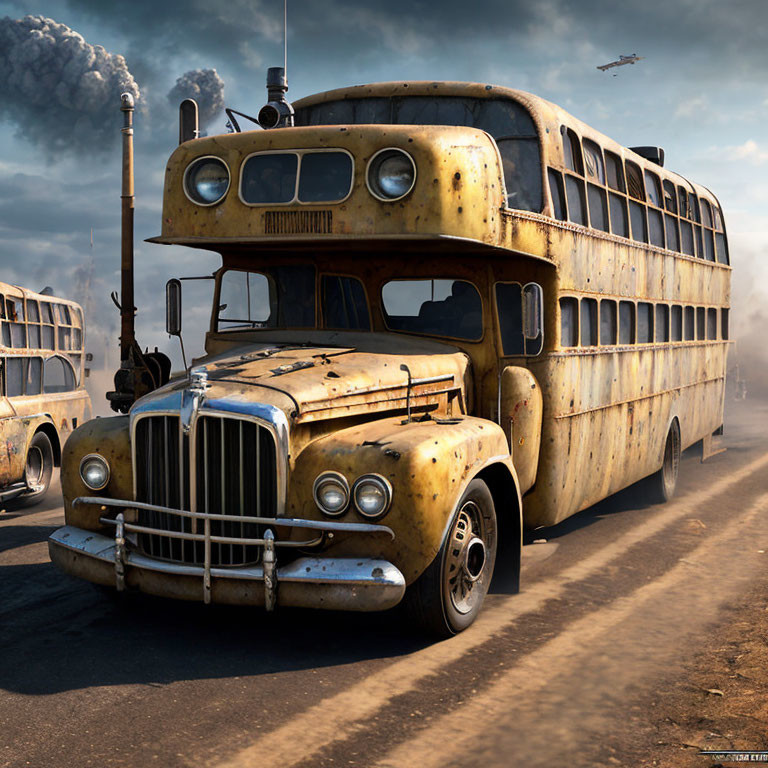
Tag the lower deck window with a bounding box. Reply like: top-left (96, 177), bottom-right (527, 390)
top-left (671, 305), bottom-right (683, 341)
top-left (580, 298), bottom-right (598, 346)
top-left (560, 297), bottom-right (578, 347)
top-left (655, 304), bottom-right (669, 342)
top-left (619, 301), bottom-right (635, 344)
top-left (707, 308), bottom-right (717, 340)
top-left (600, 300), bottom-right (617, 345)
top-left (382, 279), bottom-right (482, 340)
top-left (637, 303), bottom-right (653, 343)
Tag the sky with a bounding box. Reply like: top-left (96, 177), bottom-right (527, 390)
top-left (0, 0), bottom-right (765, 406)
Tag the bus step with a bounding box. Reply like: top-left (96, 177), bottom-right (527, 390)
top-left (701, 433), bottom-right (726, 463)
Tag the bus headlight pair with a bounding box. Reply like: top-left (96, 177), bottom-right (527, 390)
top-left (313, 471), bottom-right (393, 519)
top-left (183, 149), bottom-right (416, 206)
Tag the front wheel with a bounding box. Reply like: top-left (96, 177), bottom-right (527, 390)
top-left (406, 478), bottom-right (497, 637)
top-left (16, 431), bottom-right (54, 507)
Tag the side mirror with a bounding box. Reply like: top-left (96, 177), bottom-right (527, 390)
top-left (523, 282), bottom-right (544, 355)
top-left (166, 278), bottom-right (182, 336)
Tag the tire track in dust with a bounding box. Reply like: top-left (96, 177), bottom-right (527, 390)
top-left (374, 491), bottom-right (768, 768)
top-left (215, 452), bottom-right (768, 768)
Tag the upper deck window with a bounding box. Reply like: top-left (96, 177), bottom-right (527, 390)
top-left (561, 127), bottom-right (584, 176)
top-left (644, 171), bottom-right (662, 208)
top-left (296, 96), bottom-right (541, 212)
top-left (625, 161), bottom-right (644, 201)
top-left (299, 152), bottom-right (354, 203)
top-left (240, 151), bottom-right (353, 205)
top-left (382, 279), bottom-right (482, 341)
top-left (605, 152), bottom-right (625, 192)
top-left (583, 140), bottom-right (605, 185)
top-left (662, 181), bottom-right (677, 214)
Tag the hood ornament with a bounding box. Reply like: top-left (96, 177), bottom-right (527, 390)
top-left (181, 366), bottom-right (210, 433)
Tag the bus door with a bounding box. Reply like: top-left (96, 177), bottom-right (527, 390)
top-left (495, 282), bottom-right (544, 494)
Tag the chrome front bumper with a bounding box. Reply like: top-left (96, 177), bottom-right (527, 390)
top-left (48, 498), bottom-right (406, 612)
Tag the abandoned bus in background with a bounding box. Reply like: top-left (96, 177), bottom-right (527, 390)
top-left (0, 283), bottom-right (91, 506)
top-left (48, 72), bottom-right (730, 635)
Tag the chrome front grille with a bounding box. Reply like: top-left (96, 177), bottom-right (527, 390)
top-left (134, 414), bottom-right (278, 566)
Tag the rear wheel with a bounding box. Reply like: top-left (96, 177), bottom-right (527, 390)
top-left (646, 420), bottom-right (681, 503)
top-left (17, 431), bottom-right (54, 507)
top-left (406, 478), bottom-right (497, 637)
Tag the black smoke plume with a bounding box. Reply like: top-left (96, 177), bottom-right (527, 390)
top-left (167, 69), bottom-right (225, 129)
top-left (0, 15), bottom-right (141, 156)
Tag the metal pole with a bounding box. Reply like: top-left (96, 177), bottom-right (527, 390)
top-left (120, 93), bottom-right (135, 364)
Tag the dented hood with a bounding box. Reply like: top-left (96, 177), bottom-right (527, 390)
top-left (134, 334), bottom-right (471, 424)
top-left (194, 340), bottom-right (471, 422)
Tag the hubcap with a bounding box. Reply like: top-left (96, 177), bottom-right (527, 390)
top-left (444, 500), bottom-right (490, 615)
top-left (25, 446), bottom-right (45, 491)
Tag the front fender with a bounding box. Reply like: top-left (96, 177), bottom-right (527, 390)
top-left (288, 415), bottom-right (516, 584)
top-left (61, 416), bottom-right (132, 531)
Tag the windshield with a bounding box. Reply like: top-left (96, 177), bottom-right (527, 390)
top-left (294, 96), bottom-right (542, 212)
top-left (217, 267), bottom-right (372, 332)
top-left (218, 265), bottom-right (316, 330)
top-left (216, 267), bottom-right (484, 341)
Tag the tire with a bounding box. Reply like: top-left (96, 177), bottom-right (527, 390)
top-left (645, 420), bottom-right (681, 504)
top-left (16, 431), bottom-right (54, 507)
top-left (405, 478), bottom-right (498, 637)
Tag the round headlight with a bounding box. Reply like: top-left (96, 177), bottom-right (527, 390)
top-left (79, 454), bottom-right (110, 491)
top-left (313, 471), bottom-right (350, 517)
top-left (184, 156), bottom-right (230, 205)
top-left (352, 474), bottom-right (393, 519)
top-left (366, 149), bottom-right (416, 201)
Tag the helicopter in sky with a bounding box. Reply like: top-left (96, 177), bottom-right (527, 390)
top-left (597, 54), bottom-right (644, 72)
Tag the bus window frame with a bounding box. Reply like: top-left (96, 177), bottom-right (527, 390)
top-left (215, 266), bottom-right (319, 332)
top-left (560, 126), bottom-right (584, 176)
top-left (42, 353), bottom-right (78, 395)
top-left (493, 280), bottom-right (528, 357)
top-left (238, 148), bottom-right (355, 207)
top-left (380, 277), bottom-right (485, 344)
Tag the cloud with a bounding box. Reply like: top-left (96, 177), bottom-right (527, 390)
top-left (167, 69), bottom-right (225, 129)
top-left (0, 15), bottom-right (141, 156)
top-left (726, 140), bottom-right (768, 165)
top-left (674, 94), bottom-right (708, 120)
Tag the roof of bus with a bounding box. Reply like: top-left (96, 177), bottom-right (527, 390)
top-left (293, 81), bottom-right (722, 212)
top-left (0, 282), bottom-right (83, 309)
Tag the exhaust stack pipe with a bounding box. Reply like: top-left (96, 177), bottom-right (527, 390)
top-left (119, 92), bottom-right (136, 366)
top-left (107, 93), bottom-right (171, 413)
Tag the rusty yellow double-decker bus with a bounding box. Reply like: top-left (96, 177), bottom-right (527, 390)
top-left (49, 72), bottom-right (729, 635)
top-left (0, 283), bottom-right (92, 506)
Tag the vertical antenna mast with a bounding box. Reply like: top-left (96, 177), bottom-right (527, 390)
top-left (284, 0), bottom-right (287, 75)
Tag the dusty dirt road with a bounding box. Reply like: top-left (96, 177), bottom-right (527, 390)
top-left (1, 397), bottom-right (767, 768)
